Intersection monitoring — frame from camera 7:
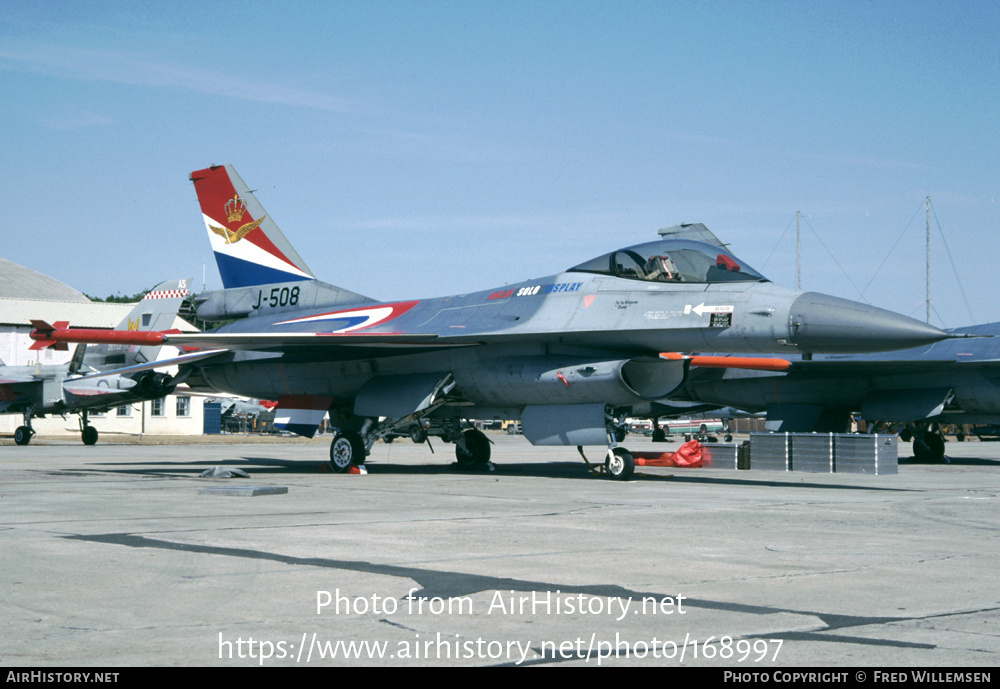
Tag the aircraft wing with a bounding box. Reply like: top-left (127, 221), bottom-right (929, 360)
top-left (0, 375), bottom-right (40, 407)
top-left (33, 324), bottom-right (993, 379)
top-left (61, 383), bottom-right (137, 398)
top-left (0, 374), bottom-right (38, 386)
top-left (28, 323), bottom-right (443, 352)
top-left (162, 332), bottom-right (443, 350)
top-left (29, 324), bottom-right (811, 378)
top-left (68, 348), bottom-right (230, 382)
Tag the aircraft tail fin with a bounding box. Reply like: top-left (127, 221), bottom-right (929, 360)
top-left (84, 278), bottom-right (193, 370)
top-left (190, 165), bottom-right (315, 289)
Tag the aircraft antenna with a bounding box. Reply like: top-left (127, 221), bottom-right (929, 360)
top-left (925, 196), bottom-right (931, 324)
top-left (800, 215), bottom-right (864, 298)
top-left (928, 197), bottom-right (975, 324)
top-left (796, 210), bottom-right (802, 290)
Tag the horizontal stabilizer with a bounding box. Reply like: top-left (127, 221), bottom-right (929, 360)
top-left (274, 395), bottom-right (333, 438)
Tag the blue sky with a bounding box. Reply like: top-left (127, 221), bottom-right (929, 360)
top-left (1, 1), bottom-right (997, 327)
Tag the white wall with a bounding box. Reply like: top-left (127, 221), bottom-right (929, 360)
top-left (0, 329), bottom-right (72, 367)
top-left (0, 395), bottom-right (205, 438)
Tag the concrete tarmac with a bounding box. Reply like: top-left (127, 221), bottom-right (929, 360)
top-left (2, 432), bottom-right (998, 667)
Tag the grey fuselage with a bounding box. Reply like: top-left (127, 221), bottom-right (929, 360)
top-left (185, 239), bottom-right (949, 420)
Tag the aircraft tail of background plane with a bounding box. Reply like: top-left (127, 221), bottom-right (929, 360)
top-left (190, 165), bottom-right (316, 289)
top-left (83, 278), bottom-right (193, 370)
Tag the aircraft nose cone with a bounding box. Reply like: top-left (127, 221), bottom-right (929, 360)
top-left (788, 292), bottom-right (948, 353)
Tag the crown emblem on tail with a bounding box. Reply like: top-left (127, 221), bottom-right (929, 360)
top-left (210, 194), bottom-right (265, 244)
top-left (224, 194), bottom-right (247, 223)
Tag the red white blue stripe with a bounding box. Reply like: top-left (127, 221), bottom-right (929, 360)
top-left (274, 395), bottom-right (333, 438)
top-left (276, 301), bottom-right (418, 333)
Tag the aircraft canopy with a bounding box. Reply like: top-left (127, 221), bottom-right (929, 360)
top-left (568, 239), bottom-right (768, 284)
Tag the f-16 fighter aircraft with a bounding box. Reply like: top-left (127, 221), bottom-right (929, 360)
top-left (673, 322), bottom-right (1000, 461)
top-left (6, 279), bottom-right (191, 445)
top-left (31, 166), bottom-right (950, 478)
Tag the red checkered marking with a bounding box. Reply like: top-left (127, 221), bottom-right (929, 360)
top-left (143, 289), bottom-right (189, 300)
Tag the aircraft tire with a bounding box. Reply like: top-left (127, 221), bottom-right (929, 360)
top-left (652, 428), bottom-right (666, 442)
top-left (330, 431), bottom-right (365, 472)
top-left (605, 447), bottom-right (635, 481)
top-left (14, 426), bottom-right (31, 446)
top-left (409, 424), bottom-right (427, 443)
top-left (82, 426), bottom-right (98, 446)
top-left (456, 429), bottom-right (490, 468)
top-left (914, 434), bottom-right (945, 462)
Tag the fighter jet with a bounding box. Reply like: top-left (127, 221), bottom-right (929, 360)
top-left (5, 279), bottom-right (191, 445)
top-left (674, 322), bottom-right (1000, 461)
top-left (31, 165), bottom-right (951, 478)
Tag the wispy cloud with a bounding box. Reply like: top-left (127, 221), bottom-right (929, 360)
top-left (41, 112), bottom-right (114, 131)
top-left (783, 148), bottom-right (943, 174)
top-left (0, 39), bottom-right (362, 113)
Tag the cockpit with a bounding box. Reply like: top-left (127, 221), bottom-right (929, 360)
top-left (567, 239), bottom-right (768, 284)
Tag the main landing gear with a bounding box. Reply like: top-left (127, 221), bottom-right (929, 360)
top-left (14, 424), bottom-right (33, 446)
top-left (13, 405), bottom-right (35, 445)
top-left (900, 422), bottom-right (947, 462)
top-left (326, 402), bottom-right (631, 480)
top-left (12, 408), bottom-right (99, 446)
top-left (80, 411), bottom-right (98, 446)
top-left (454, 428), bottom-right (491, 469)
top-left (327, 412), bottom-right (492, 473)
top-left (330, 430), bottom-right (365, 472)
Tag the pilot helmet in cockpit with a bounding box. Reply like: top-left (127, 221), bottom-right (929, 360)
top-left (643, 254), bottom-right (680, 281)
